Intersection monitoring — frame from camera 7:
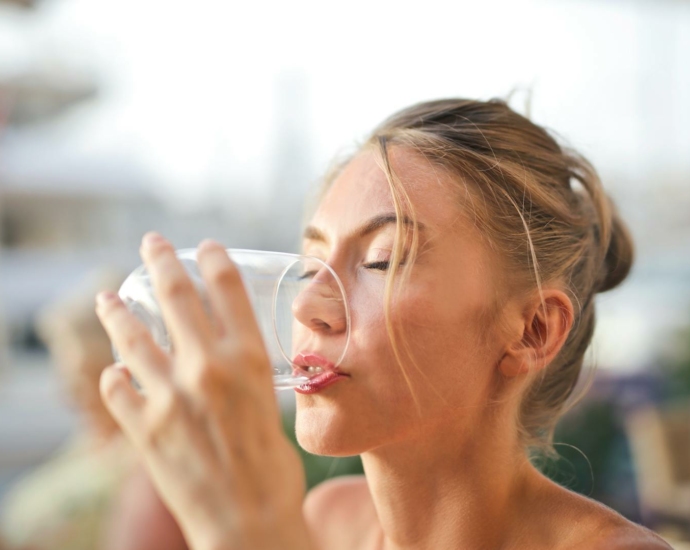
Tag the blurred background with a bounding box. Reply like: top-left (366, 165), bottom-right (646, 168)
top-left (0, 0), bottom-right (688, 547)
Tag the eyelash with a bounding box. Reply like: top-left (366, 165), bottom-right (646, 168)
top-left (299, 261), bottom-right (390, 280)
top-left (363, 260), bottom-right (390, 271)
top-left (298, 260), bottom-right (393, 280)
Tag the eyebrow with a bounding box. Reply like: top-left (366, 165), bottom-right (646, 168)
top-left (303, 213), bottom-right (425, 244)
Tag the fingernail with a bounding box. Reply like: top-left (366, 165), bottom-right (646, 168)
top-left (198, 238), bottom-right (221, 252)
top-left (96, 291), bottom-right (119, 307)
top-left (142, 232), bottom-right (165, 249)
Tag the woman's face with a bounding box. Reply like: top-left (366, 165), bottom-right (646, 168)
top-left (295, 147), bottom-right (511, 456)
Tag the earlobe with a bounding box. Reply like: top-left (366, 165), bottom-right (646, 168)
top-left (498, 348), bottom-right (531, 377)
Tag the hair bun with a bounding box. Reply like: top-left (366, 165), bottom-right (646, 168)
top-left (598, 203), bottom-right (634, 293)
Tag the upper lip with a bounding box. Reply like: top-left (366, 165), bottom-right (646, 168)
top-left (292, 352), bottom-right (347, 376)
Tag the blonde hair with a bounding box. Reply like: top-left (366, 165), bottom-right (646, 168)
top-left (315, 98), bottom-right (634, 454)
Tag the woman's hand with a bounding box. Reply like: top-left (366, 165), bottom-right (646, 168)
top-left (95, 233), bottom-right (313, 550)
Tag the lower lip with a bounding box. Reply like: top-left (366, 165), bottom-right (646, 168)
top-left (294, 371), bottom-right (348, 394)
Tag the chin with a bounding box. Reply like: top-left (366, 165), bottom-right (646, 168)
top-left (295, 405), bottom-right (374, 457)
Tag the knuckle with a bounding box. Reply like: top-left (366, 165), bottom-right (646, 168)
top-left (223, 339), bottom-right (260, 361)
top-left (141, 425), bottom-right (160, 450)
top-left (100, 368), bottom-right (125, 403)
top-left (123, 326), bottom-right (152, 353)
top-left (144, 389), bottom-right (180, 446)
top-left (209, 263), bottom-right (242, 289)
top-left (158, 276), bottom-right (194, 300)
top-left (155, 387), bottom-right (180, 421)
top-left (238, 345), bottom-right (270, 373)
top-left (222, 343), bottom-right (271, 381)
top-left (188, 358), bottom-right (229, 394)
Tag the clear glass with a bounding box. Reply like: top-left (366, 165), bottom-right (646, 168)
top-left (113, 248), bottom-right (350, 390)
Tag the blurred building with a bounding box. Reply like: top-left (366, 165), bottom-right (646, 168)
top-left (0, 54), bottom-right (311, 353)
top-left (0, 184), bottom-right (291, 346)
top-left (0, 0), bottom-right (36, 7)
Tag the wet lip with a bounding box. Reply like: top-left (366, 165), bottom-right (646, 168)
top-left (291, 352), bottom-right (347, 377)
top-left (294, 370), bottom-right (345, 394)
top-left (292, 352), bottom-right (349, 394)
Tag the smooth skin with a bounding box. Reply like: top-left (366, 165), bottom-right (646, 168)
top-left (96, 147), bottom-right (671, 550)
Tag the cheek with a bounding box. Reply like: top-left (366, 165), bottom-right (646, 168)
top-left (347, 273), bottom-right (485, 373)
top-left (346, 277), bottom-right (416, 385)
top-left (387, 279), bottom-right (497, 396)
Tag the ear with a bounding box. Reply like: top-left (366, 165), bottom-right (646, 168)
top-left (498, 289), bottom-right (574, 377)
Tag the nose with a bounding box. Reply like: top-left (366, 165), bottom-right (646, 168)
top-left (291, 267), bottom-right (348, 334)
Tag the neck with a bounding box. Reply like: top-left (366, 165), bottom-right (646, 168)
top-left (361, 411), bottom-right (536, 550)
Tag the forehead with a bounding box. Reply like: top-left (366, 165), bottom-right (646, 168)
top-left (310, 147), bottom-right (461, 236)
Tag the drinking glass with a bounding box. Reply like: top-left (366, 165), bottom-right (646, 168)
top-left (113, 248), bottom-right (350, 390)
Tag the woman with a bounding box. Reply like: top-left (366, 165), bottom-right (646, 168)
top-left (95, 99), bottom-right (672, 549)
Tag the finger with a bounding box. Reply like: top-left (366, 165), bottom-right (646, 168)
top-left (96, 291), bottom-right (171, 390)
top-left (196, 239), bottom-right (265, 349)
top-left (100, 364), bottom-right (146, 439)
top-left (139, 233), bottom-right (214, 355)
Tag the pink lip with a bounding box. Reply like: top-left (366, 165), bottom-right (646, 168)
top-left (292, 352), bottom-right (349, 394)
top-left (292, 352), bottom-right (338, 372)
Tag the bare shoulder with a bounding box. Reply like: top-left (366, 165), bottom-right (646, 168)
top-left (540, 479), bottom-right (672, 550)
top-left (303, 475), bottom-right (378, 550)
top-left (581, 509), bottom-right (673, 550)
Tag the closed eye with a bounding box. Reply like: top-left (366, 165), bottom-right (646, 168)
top-left (363, 261), bottom-right (391, 271)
